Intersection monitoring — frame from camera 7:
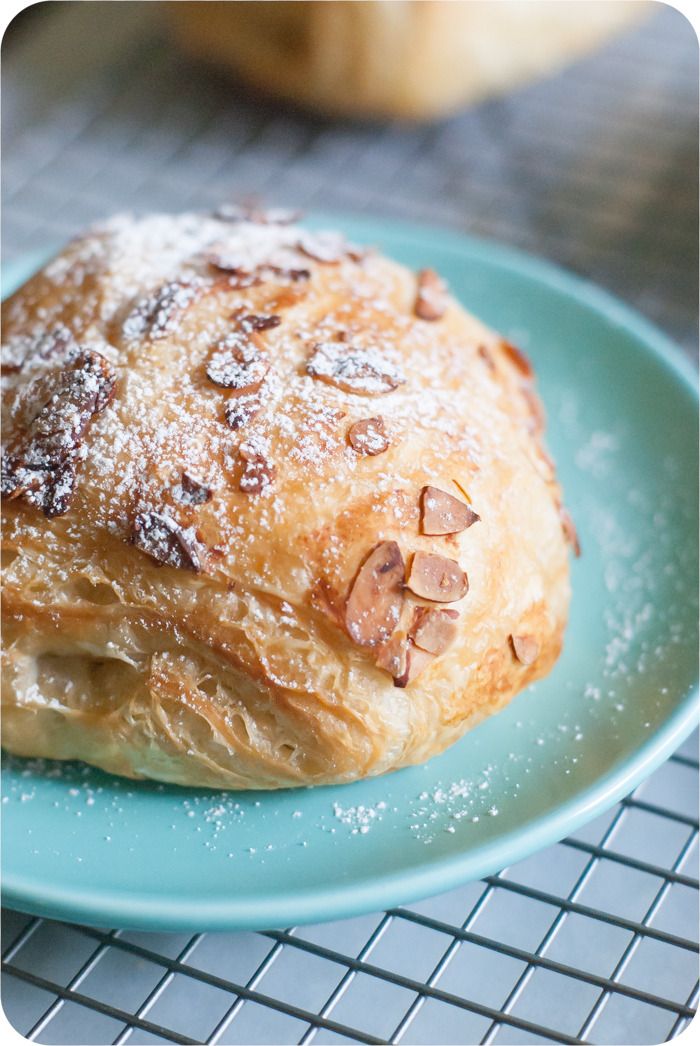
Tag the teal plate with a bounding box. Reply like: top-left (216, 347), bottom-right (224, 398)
top-left (2, 216), bottom-right (698, 931)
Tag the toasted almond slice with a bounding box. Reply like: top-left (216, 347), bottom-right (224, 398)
top-left (510, 634), bottom-right (540, 665)
top-left (375, 630), bottom-right (409, 678)
top-left (296, 231), bottom-right (365, 264)
top-left (206, 252), bottom-right (260, 277)
top-left (296, 232), bottom-right (346, 263)
top-left (132, 512), bottom-right (201, 571)
top-left (175, 471), bottom-right (212, 506)
top-left (307, 342), bottom-right (405, 395)
top-left (239, 443), bottom-right (275, 495)
top-left (501, 339), bottom-right (533, 378)
top-left (409, 607), bottom-right (459, 655)
top-left (123, 281), bottom-right (203, 341)
top-left (375, 631), bottom-right (435, 686)
top-left (346, 540), bottom-right (405, 646)
top-left (2, 325), bottom-right (76, 374)
top-left (225, 393), bottom-right (262, 431)
top-left (420, 485), bottom-right (480, 535)
top-left (393, 642), bottom-right (435, 688)
top-left (415, 269), bottom-right (447, 321)
top-left (267, 264), bottom-right (311, 282)
top-left (348, 416), bottom-right (390, 456)
top-left (478, 344), bottom-right (496, 371)
top-left (2, 349), bottom-right (116, 518)
top-left (237, 313), bottom-right (281, 332)
top-left (559, 506), bottom-right (581, 557)
top-left (206, 333), bottom-right (269, 392)
top-left (207, 254), bottom-right (310, 286)
top-left (532, 444), bottom-right (556, 482)
top-left (406, 552), bottom-right (468, 603)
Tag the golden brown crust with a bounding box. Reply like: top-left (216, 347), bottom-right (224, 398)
top-left (1, 209), bottom-right (571, 788)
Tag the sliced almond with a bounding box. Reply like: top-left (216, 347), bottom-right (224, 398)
top-left (501, 339), bottom-right (533, 378)
top-left (1, 325), bottom-right (76, 374)
top-left (420, 485), bottom-right (479, 535)
top-left (207, 255), bottom-right (310, 286)
top-left (478, 344), bottom-right (496, 371)
top-left (206, 253), bottom-right (263, 284)
top-left (375, 630), bottom-right (409, 678)
top-left (225, 393), bottom-right (262, 431)
top-left (175, 471), bottom-right (212, 506)
top-left (123, 281), bottom-right (203, 341)
top-left (510, 634), bottom-right (540, 665)
top-left (415, 269), bottom-right (447, 321)
top-left (375, 631), bottom-right (435, 687)
top-left (409, 607), bottom-right (459, 655)
top-left (132, 512), bottom-right (201, 571)
top-left (267, 264), bottom-right (311, 282)
top-left (206, 333), bottom-right (269, 392)
top-left (238, 442), bottom-right (275, 494)
top-left (306, 342), bottom-right (405, 395)
top-left (406, 552), bottom-right (468, 603)
top-left (559, 505), bottom-right (581, 557)
top-left (348, 416), bottom-right (390, 456)
top-left (237, 313), bottom-right (281, 332)
top-left (2, 349), bottom-right (116, 518)
top-left (346, 540), bottom-right (405, 646)
top-left (532, 444), bottom-right (556, 483)
top-left (296, 232), bottom-right (346, 264)
top-left (393, 642), bottom-right (435, 688)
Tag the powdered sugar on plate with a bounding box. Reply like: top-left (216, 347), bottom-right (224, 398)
top-left (1, 218), bottom-right (696, 896)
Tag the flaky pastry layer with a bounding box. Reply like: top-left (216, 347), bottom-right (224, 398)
top-left (1, 210), bottom-right (573, 788)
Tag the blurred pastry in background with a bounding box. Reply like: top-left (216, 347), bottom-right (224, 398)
top-left (168, 0), bottom-right (648, 121)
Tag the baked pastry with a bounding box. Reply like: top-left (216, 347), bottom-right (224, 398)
top-left (168, 0), bottom-right (648, 120)
top-left (1, 207), bottom-right (577, 789)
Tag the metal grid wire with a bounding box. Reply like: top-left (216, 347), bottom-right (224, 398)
top-left (1, 3), bottom-right (698, 1043)
top-left (2, 735), bottom-right (699, 1045)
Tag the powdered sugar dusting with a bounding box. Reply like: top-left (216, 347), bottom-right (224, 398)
top-left (2, 211), bottom-right (696, 875)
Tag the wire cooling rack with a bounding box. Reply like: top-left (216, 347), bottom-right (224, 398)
top-left (2, 735), bottom-right (699, 1045)
top-left (1, 4), bottom-right (698, 1043)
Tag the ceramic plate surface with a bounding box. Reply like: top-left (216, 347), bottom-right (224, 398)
top-left (2, 215), bottom-right (698, 930)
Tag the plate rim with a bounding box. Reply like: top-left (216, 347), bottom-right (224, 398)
top-left (3, 698), bottom-right (698, 931)
top-left (2, 215), bottom-right (698, 931)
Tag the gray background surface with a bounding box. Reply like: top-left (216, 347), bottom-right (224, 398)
top-left (1, 3), bottom-right (698, 1044)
